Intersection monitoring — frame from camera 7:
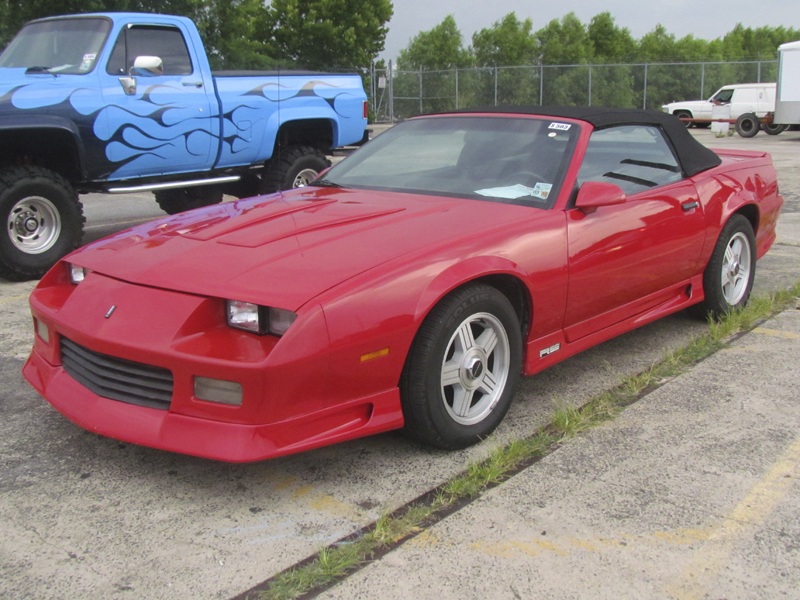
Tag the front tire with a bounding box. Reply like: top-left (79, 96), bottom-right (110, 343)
top-left (260, 145), bottom-right (330, 194)
top-left (0, 166), bottom-right (84, 281)
top-left (673, 110), bottom-right (693, 128)
top-left (693, 214), bottom-right (756, 319)
top-left (400, 284), bottom-right (522, 449)
top-left (736, 113), bottom-right (760, 138)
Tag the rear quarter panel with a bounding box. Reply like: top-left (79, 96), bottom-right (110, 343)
top-left (213, 74), bottom-right (367, 168)
top-left (693, 149), bottom-right (783, 263)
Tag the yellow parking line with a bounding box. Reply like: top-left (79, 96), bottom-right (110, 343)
top-left (753, 327), bottom-right (800, 340)
top-left (0, 294), bottom-right (28, 304)
top-left (665, 435), bottom-right (800, 600)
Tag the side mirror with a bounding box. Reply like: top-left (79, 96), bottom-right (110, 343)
top-left (130, 56), bottom-right (163, 77)
top-left (575, 181), bottom-right (627, 214)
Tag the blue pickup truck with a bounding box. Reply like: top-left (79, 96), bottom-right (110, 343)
top-left (0, 12), bottom-right (369, 280)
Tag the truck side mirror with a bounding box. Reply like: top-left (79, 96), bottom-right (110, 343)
top-left (575, 181), bottom-right (627, 214)
top-left (130, 56), bottom-right (164, 77)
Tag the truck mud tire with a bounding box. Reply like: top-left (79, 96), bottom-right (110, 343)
top-left (0, 166), bottom-right (84, 282)
top-left (154, 186), bottom-right (224, 215)
top-left (260, 145), bottom-right (330, 194)
top-left (735, 113), bottom-right (760, 138)
top-left (764, 123), bottom-right (787, 136)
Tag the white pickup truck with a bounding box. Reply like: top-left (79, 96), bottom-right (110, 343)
top-left (662, 83), bottom-right (781, 137)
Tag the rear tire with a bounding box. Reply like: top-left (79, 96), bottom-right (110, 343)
top-left (0, 166), bottom-right (83, 281)
top-left (400, 284), bottom-right (522, 449)
top-left (736, 113), bottom-right (760, 138)
top-left (692, 214), bottom-right (756, 320)
top-left (764, 123), bottom-right (787, 136)
top-left (260, 145), bottom-right (329, 194)
top-left (154, 186), bottom-right (223, 215)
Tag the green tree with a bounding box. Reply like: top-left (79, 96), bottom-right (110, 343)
top-left (201, 0), bottom-right (275, 69)
top-left (584, 13), bottom-right (637, 108)
top-left (472, 13), bottom-right (537, 67)
top-left (471, 13), bottom-right (538, 106)
top-left (259, 0), bottom-right (393, 70)
top-left (536, 14), bottom-right (592, 105)
top-left (396, 14), bottom-right (472, 70)
top-left (587, 12), bottom-right (635, 62)
top-left (536, 13), bottom-right (592, 65)
top-left (394, 15), bottom-right (472, 116)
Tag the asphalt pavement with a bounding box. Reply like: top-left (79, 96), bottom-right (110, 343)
top-left (1, 128), bottom-right (799, 600)
top-left (320, 304), bottom-right (800, 600)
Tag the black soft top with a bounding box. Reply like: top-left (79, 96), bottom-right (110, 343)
top-left (445, 105), bottom-right (722, 178)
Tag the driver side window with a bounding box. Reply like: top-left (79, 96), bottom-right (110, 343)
top-left (106, 25), bottom-right (193, 76)
top-left (577, 125), bottom-right (683, 196)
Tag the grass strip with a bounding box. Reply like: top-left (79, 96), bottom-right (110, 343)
top-left (251, 283), bottom-right (800, 600)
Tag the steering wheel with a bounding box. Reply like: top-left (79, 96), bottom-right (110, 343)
top-left (506, 171), bottom-right (547, 187)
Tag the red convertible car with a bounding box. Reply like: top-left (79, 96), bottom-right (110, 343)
top-left (23, 107), bottom-right (783, 462)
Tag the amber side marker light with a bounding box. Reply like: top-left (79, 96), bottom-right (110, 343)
top-left (361, 348), bottom-right (389, 362)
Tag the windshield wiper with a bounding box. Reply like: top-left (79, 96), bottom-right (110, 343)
top-left (25, 66), bottom-right (55, 75)
top-left (313, 179), bottom-right (344, 188)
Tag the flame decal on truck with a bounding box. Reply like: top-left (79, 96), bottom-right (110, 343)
top-left (1, 73), bottom-right (363, 180)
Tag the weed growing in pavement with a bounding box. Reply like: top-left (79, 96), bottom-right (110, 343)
top-left (253, 282), bottom-right (800, 600)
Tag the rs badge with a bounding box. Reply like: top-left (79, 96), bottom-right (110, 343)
top-left (539, 343), bottom-right (561, 358)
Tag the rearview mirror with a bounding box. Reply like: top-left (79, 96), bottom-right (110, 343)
top-left (575, 181), bottom-right (627, 214)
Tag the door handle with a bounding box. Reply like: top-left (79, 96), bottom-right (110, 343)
top-left (182, 81), bottom-right (203, 88)
top-left (681, 201), bottom-right (699, 211)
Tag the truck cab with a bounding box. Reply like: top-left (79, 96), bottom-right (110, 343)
top-left (0, 13), bottom-right (368, 281)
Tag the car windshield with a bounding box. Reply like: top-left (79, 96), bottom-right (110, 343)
top-left (321, 116), bottom-right (580, 207)
top-left (0, 17), bottom-right (111, 74)
top-left (711, 89), bottom-right (734, 103)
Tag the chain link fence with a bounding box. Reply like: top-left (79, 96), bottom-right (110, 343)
top-left (367, 60), bottom-right (778, 122)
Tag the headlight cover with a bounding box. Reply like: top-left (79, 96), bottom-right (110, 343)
top-left (226, 300), bottom-right (297, 336)
top-left (68, 263), bottom-right (88, 284)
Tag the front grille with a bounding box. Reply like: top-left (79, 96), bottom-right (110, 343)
top-left (60, 338), bottom-right (173, 410)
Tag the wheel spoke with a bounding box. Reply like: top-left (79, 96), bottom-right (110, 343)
top-left (451, 386), bottom-right (474, 418)
top-left (724, 245), bottom-right (735, 265)
top-left (474, 326), bottom-right (498, 357)
top-left (478, 371), bottom-right (498, 396)
top-left (731, 238), bottom-right (743, 258)
top-left (456, 321), bottom-right (475, 352)
top-left (441, 362), bottom-right (461, 387)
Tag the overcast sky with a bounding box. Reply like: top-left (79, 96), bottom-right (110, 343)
top-left (380, 0), bottom-right (800, 61)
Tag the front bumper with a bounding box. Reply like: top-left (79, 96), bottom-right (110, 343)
top-left (22, 267), bottom-right (404, 462)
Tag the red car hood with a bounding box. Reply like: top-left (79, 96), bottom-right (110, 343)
top-left (71, 187), bottom-right (535, 310)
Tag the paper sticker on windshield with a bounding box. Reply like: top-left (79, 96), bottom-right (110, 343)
top-left (531, 182), bottom-right (553, 199)
top-left (79, 53), bottom-right (97, 71)
top-left (548, 122), bottom-right (571, 130)
top-left (475, 183), bottom-right (553, 201)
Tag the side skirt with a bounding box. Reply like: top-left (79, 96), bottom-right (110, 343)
top-left (523, 275), bottom-right (704, 376)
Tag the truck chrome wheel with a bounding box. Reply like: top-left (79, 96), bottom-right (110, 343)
top-left (721, 231), bottom-right (751, 306)
top-left (8, 196), bottom-right (61, 254)
top-left (292, 168), bottom-right (319, 188)
top-left (440, 312), bottom-right (510, 426)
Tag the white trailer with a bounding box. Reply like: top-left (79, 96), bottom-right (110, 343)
top-left (774, 40), bottom-right (800, 127)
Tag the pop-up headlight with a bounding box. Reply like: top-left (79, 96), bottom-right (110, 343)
top-left (67, 263), bottom-right (88, 284)
top-left (226, 300), bottom-right (297, 336)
